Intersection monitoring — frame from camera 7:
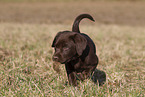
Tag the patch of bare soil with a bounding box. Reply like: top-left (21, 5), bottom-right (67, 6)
top-left (0, 1), bottom-right (145, 26)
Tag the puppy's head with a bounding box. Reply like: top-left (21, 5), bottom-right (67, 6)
top-left (52, 31), bottom-right (87, 64)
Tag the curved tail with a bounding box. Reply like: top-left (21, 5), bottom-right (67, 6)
top-left (72, 14), bottom-right (95, 33)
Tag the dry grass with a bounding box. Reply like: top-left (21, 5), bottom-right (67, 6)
top-left (0, 22), bottom-right (144, 96)
top-left (0, 1), bottom-right (145, 26)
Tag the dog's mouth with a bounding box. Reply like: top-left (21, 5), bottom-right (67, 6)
top-left (62, 54), bottom-right (78, 64)
top-left (53, 54), bottom-right (78, 64)
top-left (54, 58), bottom-right (70, 64)
top-left (61, 58), bottom-right (71, 64)
top-left (52, 57), bottom-right (67, 64)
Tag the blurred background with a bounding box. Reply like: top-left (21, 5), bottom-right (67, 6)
top-left (0, 0), bottom-right (145, 26)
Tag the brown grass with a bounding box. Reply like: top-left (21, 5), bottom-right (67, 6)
top-left (0, 23), bottom-right (144, 96)
top-left (0, 1), bottom-right (145, 26)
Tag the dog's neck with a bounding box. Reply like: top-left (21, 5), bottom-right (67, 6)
top-left (80, 45), bottom-right (90, 61)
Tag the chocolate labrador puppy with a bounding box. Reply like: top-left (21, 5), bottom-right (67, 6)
top-left (52, 14), bottom-right (99, 86)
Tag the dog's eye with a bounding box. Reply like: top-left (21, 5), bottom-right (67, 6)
top-left (63, 47), bottom-right (69, 51)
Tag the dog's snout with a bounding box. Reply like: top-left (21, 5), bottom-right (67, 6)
top-left (53, 56), bottom-right (59, 61)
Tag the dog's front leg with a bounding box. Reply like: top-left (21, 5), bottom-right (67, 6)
top-left (65, 64), bottom-right (77, 86)
top-left (79, 65), bottom-right (97, 80)
top-left (68, 72), bottom-right (77, 86)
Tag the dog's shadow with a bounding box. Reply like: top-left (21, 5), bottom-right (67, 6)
top-left (91, 69), bottom-right (106, 86)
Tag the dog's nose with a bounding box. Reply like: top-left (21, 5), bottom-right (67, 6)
top-left (53, 56), bottom-right (59, 61)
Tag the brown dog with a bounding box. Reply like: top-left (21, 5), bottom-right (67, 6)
top-left (52, 14), bottom-right (99, 86)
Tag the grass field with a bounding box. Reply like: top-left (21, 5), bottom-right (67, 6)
top-left (0, 23), bottom-right (144, 96)
top-left (0, 1), bottom-right (145, 97)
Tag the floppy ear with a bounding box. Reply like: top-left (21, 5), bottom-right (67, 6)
top-left (71, 33), bottom-right (87, 56)
top-left (52, 32), bottom-right (62, 47)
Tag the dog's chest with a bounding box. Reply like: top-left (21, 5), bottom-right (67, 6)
top-left (73, 61), bottom-right (86, 72)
